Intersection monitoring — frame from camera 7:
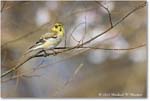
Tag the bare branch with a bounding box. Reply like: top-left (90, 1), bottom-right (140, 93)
top-left (95, 1), bottom-right (113, 28)
top-left (78, 2), bottom-right (146, 47)
top-left (1, 42), bottom-right (145, 78)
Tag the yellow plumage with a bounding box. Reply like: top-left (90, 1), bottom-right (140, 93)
top-left (25, 22), bottom-right (64, 54)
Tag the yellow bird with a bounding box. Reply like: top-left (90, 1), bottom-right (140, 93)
top-left (26, 22), bottom-right (64, 54)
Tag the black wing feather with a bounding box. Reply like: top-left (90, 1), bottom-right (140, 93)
top-left (29, 39), bottom-right (46, 49)
top-left (28, 35), bottom-right (58, 49)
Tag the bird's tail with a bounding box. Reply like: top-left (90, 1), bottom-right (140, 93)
top-left (24, 45), bottom-right (43, 55)
top-left (23, 48), bottom-right (34, 55)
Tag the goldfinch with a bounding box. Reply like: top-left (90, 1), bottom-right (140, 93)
top-left (25, 22), bottom-right (64, 54)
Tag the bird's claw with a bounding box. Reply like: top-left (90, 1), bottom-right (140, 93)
top-left (43, 50), bottom-right (48, 57)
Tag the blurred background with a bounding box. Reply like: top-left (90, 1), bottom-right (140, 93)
top-left (1, 1), bottom-right (147, 98)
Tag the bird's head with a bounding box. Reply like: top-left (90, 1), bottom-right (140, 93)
top-left (51, 22), bottom-right (64, 37)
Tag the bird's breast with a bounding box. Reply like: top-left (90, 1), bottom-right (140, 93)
top-left (43, 38), bottom-right (62, 49)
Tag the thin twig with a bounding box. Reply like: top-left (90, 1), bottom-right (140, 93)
top-left (69, 22), bottom-right (86, 44)
top-left (80, 15), bottom-right (87, 44)
top-left (54, 63), bottom-right (84, 96)
top-left (95, 1), bottom-right (113, 28)
top-left (54, 44), bottom-right (146, 51)
top-left (64, 63), bottom-right (84, 86)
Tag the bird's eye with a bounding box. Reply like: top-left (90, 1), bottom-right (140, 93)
top-left (55, 25), bottom-right (58, 28)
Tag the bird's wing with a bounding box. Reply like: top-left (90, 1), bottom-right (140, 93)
top-left (29, 38), bottom-right (46, 49)
top-left (40, 32), bottom-right (57, 39)
top-left (29, 32), bottom-right (58, 49)
top-left (28, 31), bottom-right (59, 51)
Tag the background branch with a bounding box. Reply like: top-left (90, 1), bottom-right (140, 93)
top-left (95, 1), bottom-right (113, 27)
